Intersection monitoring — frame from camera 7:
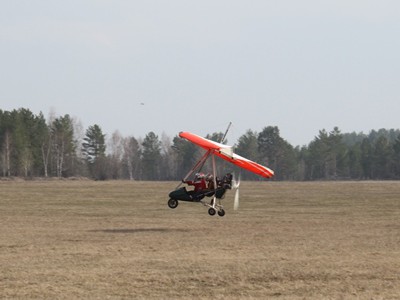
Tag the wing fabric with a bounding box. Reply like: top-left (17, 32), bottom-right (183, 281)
top-left (179, 131), bottom-right (274, 178)
top-left (179, 131), bottom-right (227, 152)
top-left (214, 151), bottom-right (274, 178)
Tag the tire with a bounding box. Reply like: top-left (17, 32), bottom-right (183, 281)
top-left (168, 199), bottom-right (178, 209)
top-left (208, 207), bottom-right (216, 216)
top-left (218, 209), bottom-right (225, 217)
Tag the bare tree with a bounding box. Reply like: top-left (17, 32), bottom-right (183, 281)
top-left (122, 136), bottom-right (140, 180)
top-left (108, 130), bottom-right (124, 179)
top-left (37, 113), bottom-right (54, 177)
top-left (160, 132), bottom-right (175, 180)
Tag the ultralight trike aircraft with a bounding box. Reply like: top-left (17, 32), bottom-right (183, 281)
top-left (167, 128), bottom-right (274, 216)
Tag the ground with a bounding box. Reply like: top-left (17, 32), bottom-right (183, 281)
top-left (1, 180), bottom-right (399, 299)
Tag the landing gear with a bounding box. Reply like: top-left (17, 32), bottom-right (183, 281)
top-left (167, 195), bottom-right (226, 216)
top-left (208, 207), bottom-right (225, 217)
top-left (168, 199), bottom-right (178, 209)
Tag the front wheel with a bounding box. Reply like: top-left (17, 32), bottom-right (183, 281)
top-left (218, 209), bottom-right (225, 217)
top-left (208, 208), bottom-right (216, 216)
top-left (168, 199), bottom-right (178, 209)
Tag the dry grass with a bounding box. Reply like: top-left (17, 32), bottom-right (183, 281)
top-left (1, 180), bottom-right (400, 299)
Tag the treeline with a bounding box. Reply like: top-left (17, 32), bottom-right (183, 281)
top-left (1, 108), bottom-right (400, 181)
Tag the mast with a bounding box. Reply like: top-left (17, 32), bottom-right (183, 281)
top-left (220, 122), bottom-right (232, 144)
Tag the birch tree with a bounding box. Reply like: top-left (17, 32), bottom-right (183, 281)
top-left (51, 115), bottom-right (75, 178)
top-left (122, 136), bottom-right (140, 180)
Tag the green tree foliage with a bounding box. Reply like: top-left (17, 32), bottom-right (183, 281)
top-left (171, 134), bottom-right (199, 179)
top-left (347, 143), bottom-right (363, 179)
top-left (306, 127), bottom-right (347, 179)
top-left (373, 135), bottom-right (394, 179)
top-left (141, 132), bottom-right (162, 180)
top-left (257, 126), bottom-right (297, 180)
top-left (0, 108), bottom-right (54, 177)
top-left (360, 138), bottom-right (373, 179)
top-left (82, 124), bottom-right (106, 163)
top-left (206, 132), bottom-right (225, 143)
top-left (235, 130), bottom-right (259, 180)
top-left (258, 126), bottom-right (282, 171)
top-left (0, 110), bottom-right (15, 176)
top-left (12, 109), bottom-right (35, 176)
top-left (393, 134), bottom-right (400, 178)
top-left (236, 130), bottom-right (259, 162)
top-left (82, 124), bottom-right (106, 179)
top-left (3, 107), bottom-right (400, 181)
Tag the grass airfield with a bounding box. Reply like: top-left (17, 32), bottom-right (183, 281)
top-left (1, 180), bottom-right (400, 299)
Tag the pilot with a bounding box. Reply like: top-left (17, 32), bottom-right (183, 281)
top-left (183, 173), bottom-right (207, 195)
top-left (206, 173), bottom-right (215, 190)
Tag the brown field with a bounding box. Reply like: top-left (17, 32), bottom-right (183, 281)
top-left (1, 180), bottom-right (400, 299)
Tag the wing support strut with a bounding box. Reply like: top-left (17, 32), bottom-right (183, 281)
top-left (211, 151), bottom-right (217, 208)
top-left (175, 150), bottom-right (212, 190)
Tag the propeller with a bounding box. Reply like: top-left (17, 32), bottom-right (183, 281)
top-left (231, 173), bottom-right (241, 210)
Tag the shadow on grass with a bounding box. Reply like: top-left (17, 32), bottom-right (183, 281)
top-left (90, 228), bottom-right (190, 234)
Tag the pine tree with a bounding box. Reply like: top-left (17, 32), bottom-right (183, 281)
top-left (141, 132), bottom-right (161, 180)
top-left (82, 124), bottom-right (106, 179)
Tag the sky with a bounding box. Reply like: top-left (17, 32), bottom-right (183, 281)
top-left (1, 0), bottom-right (400, 147)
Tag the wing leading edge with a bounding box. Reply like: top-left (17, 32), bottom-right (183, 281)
top-left (179, 131), bottom-right (274, 179)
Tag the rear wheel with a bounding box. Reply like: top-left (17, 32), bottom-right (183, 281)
top-left (168, 199), bottom-right (178, 209)
top-left (208, 208), bottom-right (216, 216)
top-left (218, 209), bottom-right (225, 217)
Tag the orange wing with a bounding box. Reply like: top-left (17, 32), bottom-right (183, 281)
top-left (179, 131), bottom-right (274, 179)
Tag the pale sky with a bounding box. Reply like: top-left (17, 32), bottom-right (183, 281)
top-left (1, 0), bottom-right (399, 146)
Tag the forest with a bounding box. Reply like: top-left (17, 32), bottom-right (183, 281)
top-left (1, 108), bottom-right (400, 181)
